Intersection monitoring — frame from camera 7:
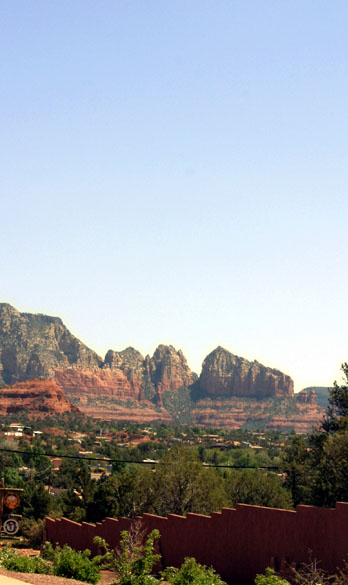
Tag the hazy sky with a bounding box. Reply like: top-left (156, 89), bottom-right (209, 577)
top-left (1, 1), bottom-right (348, 391)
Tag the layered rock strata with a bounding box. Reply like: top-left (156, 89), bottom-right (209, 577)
top-left (190, 396), bottom-right (323, 433)
top-left (200, 346), bottom-right (294, 398)
top-left (0, 379), bottom-right (79, 417)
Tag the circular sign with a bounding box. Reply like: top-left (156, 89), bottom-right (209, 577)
top-left (3, 518), bottom-right (19, 536)
top-left (4, 493), bottom-right (20, 509)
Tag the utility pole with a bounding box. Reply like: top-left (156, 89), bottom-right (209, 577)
top-left (0, 477), bottom-right (4, 536)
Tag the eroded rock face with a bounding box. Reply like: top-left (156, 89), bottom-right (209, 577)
top-left (0, 379), bottom-right (80, 417)
top-left (199, 346), bottom-right (294, 399)
top-left (308, 389), bottom-right (318, 405)
top-left (296, 389), bottom-right (309, 403)
top-left (0, 303), bottom-right (102, 385)
top-left (296, 389), bottom-right (318, 405)
top-left (104, 347), bottom-right (145, 399)
top-left (53, 367), bottom-right (173, 421)
top-left (149, 345), bottom-right (195, 404)
top-left (54, 368), bottom-right (136, 403)
top-left (103, 344), bottom-right (195, 404)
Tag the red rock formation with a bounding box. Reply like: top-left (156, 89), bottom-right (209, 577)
top-left (0, 379), bottom-right (79, 417)
top-left (103, 345), bottom-right (195, 405)
top-left (54, 367), bottom-right (171, 422)
top-left (54, 368), bottom-right (138, 403)
top-left (296, 389), bottom-right (318, 406)
top-left (104, 347), bottom-right (144, 399)
top-left (308, 389), bottom-right (317, 405)
top-left (200, 347), bottom-right (294, 399)
top-left (296, 389), bottom-right (309, 403)
top-left (190, 396), bottom-right (324, 433)
top-left (0, 303), bottom-right (325, 430)
top-left (149, 345), bottom-right (195, 404)
top-left (79, 402), bottom-right (172, 423)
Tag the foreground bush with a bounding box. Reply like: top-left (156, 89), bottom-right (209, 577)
top-left (43, 541), bottom-right (101, 584)
top-left (94, 526), bottom-right (160, 585)
top-left (162, 557), bottom-right (227, 585)
top-left (95, 526), bottom-right (227, 585)
top-left (0, 546), bottom-right (52, 574)
top-left (255, 568), bottom-right (290, 585)
top-left (255, 559), bottom-right (348, 585)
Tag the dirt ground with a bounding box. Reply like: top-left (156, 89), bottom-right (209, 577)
top-left (0, 567), bottom-right (117, 585)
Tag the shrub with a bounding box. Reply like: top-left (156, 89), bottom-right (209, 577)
top-left (255, 568), bottom-right (290, 585)
top-left (292, 557), bottom-right (333, 585)
top-left (94, 524), bottom-right (161, 585)
top-left (20, 518), bottom-right (45, 548)
top-left (162, 557), bottom-right (227, 585)
top-left (42, 541), bottom-right (100, 584)
top-left (0, 546), bottom-right (52, 574)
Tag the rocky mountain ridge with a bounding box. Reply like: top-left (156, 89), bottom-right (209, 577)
top-left (0, 303), bottom-right (325, 431)
top-left (0, 303), bottom-right (194, 405)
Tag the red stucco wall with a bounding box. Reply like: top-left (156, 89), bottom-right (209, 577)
top-left (44, 503), bottom-right (348, 585)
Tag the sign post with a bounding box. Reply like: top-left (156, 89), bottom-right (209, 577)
top-left (0, 477), bottom-right (23, 538)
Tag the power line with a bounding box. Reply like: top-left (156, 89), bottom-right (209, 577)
top-left (0, 447), bottom-right (281, 470)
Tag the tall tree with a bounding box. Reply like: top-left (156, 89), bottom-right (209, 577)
top-left (152, 445), bottom-right (226, 516)
top-left (225, 469), bottom-right (293, 509)
top-left (322, 363), bottom-right (348, 433)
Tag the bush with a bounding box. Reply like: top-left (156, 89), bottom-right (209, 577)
top-left (94, 525), bottom-right (160, 585)
top-left (162, 557), bottom-right (227, 585)
top-left (0, 546), bottom-right (52, 574)
top-left (255, 568), bottom-right (290, 585)
top-left (20, 518), bottom-right (45, 548)
top-left (42, 541), bottom-right (101, 584)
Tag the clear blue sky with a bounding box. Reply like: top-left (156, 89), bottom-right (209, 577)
top-left (1, 1), bottom-right (348, 390)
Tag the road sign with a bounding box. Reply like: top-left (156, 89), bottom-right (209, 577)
top-left (4, 493), bottom-right (20, 509)
top-left (3, 518), bottom-right (19, 536)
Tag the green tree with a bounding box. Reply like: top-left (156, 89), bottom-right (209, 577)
top-left (152, 446), bottom-right (226, 516)
top-left (309, 430), bottom-right (348, 507)
top-left (22, 481), bottom-right (53, 519)
top-left (281, 436), bottom-right (312, 506)
top-left (87, 467), bottom-right (156, 523)
top-left (225, 469), bottom-right (292, 509)
top-left (322, 363), bottom-right (348, 433)
top-left (280, 365), bottom-right (348, 508)
top-left (60, 488), bottom-right (87, 523)
top-left (52, 458), bottom-right (82, 489)
top-left (75, 461), bottom-right (95, 508)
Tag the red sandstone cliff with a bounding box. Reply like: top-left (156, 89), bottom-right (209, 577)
top-left (53, 367), bottom-right (172, 422)
top-left (190, 396), bottom-right (323, 433)
top-left (54, 368), bottom-right (136, 403)
top-left (104, 347), bottom-right (144, 399)
top-left (0, 379), bottom-right (80, 417)
top-left (199, 346), bottom-right (294, 399)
